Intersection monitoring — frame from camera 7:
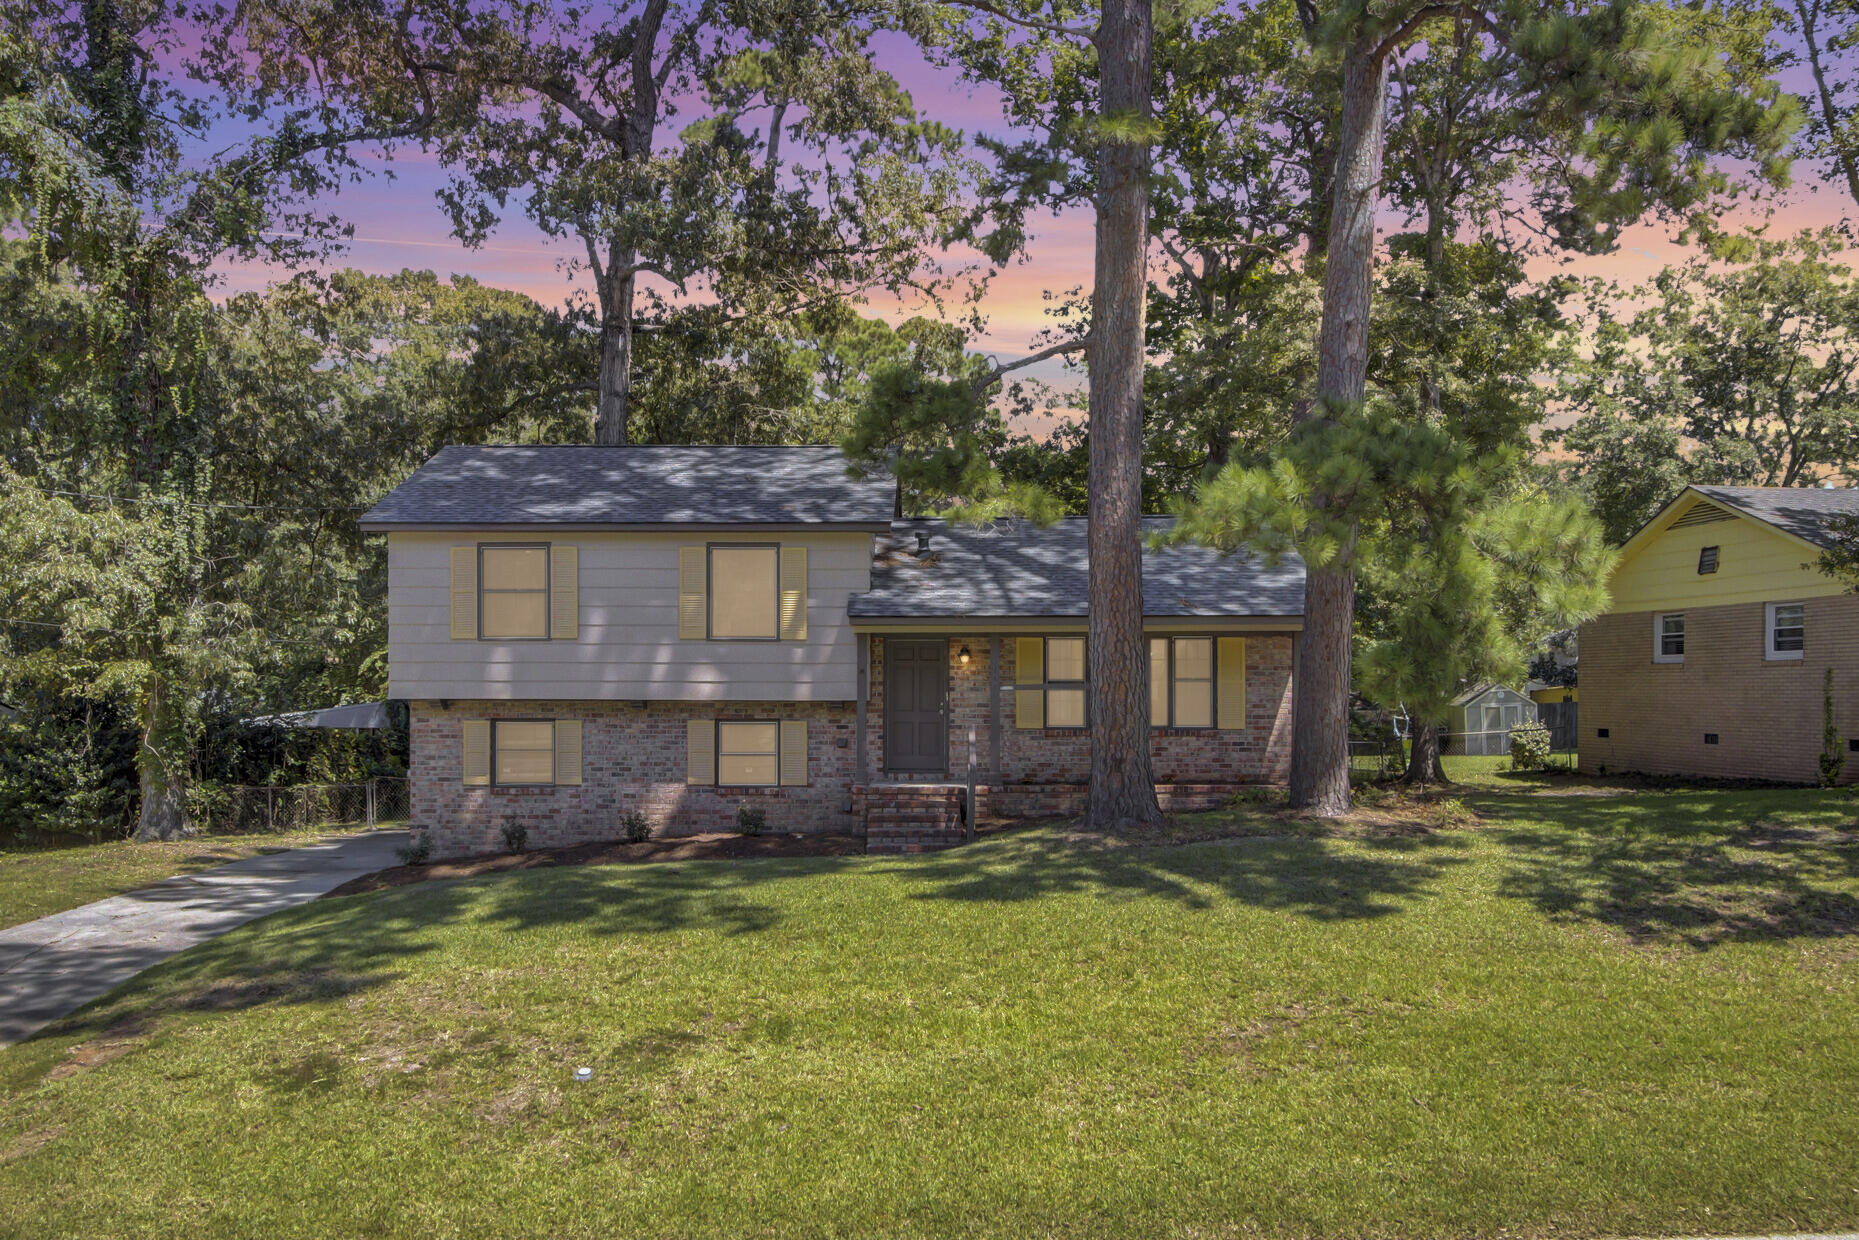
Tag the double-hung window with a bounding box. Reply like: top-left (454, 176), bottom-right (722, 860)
top-left (710, 546), bottom-right (779, 639)
top-left (493, 720), bottom-right (557, 785)
top-left (717, 721), bottom-right (781, 785)
top-left (1045, 637), bottom-right (1087, 728)
top-left (1149, 637), bottom-right (1214, 728)
top-left (1653, 612), bottom-right (1685, 663)
top-left (480, 546), bottom-right (550, 639)
top-left (1766, 602), bottom-right (1806, 660)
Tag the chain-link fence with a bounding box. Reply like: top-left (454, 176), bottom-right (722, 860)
top-left (199, 777), bottom-right (409, 835)
top-left (1350, 732), bottom-right (1578, 781)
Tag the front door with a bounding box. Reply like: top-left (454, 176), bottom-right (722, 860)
top-left (884, 639), bottom-right (948, 775)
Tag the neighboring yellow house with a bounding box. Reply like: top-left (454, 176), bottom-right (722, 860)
top-left (1581, 485), bottom-right (1859, 783)
top-left (1528, 685), bottom-right (1576, 705)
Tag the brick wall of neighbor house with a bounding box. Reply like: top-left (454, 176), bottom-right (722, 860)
top-left (1580, 594), bottom-right (1859, 784)
top-left (863, 633), bottom-right (1295, 791)
top-left (410, 699), bottom-right (858, 857)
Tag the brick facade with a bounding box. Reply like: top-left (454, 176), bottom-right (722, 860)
top-left (1580, 594), bottom-right (1859, 784)
top-left (864, 634), bottom-right (1294, 785)
top-left (410, 699), bottom-right (858, 857)
top-left (411, 632), bottom-right (1297, 858)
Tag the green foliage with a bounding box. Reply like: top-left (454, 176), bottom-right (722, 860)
top-left (734, 803), bottom-right (767, 837)
top-left (621, 812), bottom-right (651, 845)
top-left (500, 819), bottom-right (529, 856)
top-left (1553, 229), bottom-right (1859, 541)
top-left (1509, 721), bottom-right (1553, 772)
top-left (395, 834), bottom-right (433, 866)
top-left (1818, 513), bottom-right (1859, 591)
top-left (1821, 667), bottom-right (1846, 788)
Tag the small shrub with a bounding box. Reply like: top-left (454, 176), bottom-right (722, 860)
top-left (1425, 797), bottom-right (1476, 829)
top-left (735, 803), bottom-right (767, 836)
top-left (395, 833), bottom-right (433, 866)
top-left (500, 818), bottom-right (528, 855)
top-left (1820, 667), bottom-right (1845, 788)
top-left (1509, 721), bottom-right (1552, 771)
top-left (621, 811), bottom-right (650, 844)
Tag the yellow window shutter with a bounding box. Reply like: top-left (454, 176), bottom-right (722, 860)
top-left (678, 547), bottom-right (707, 639)
top-left (549, 545), bottom-right (578, 640)
top-left (1217, 637), bottom-right (1247, 730)
top-left (450, 547), bottom-right (478, 640)
top-left (553, 719), bottom-right (583, 786)
top-left (1014, 637), bottom-right (1045, 729)
top-left (686, 718), bottom-right (715, 785)
top-left (461, 719), bottom-right (490, 785)
top-left (779, 546), bottom-right (808, 641)
top-left (780, 719), bottom-right (808, 786)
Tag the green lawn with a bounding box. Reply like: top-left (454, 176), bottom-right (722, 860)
top-left (3, 777), bottom-right (1857, 1239)
top-left (0, 828), bottom-right (363, 930)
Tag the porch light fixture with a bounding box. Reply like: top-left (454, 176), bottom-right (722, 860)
top-left (958, 646), bottom-right (972, 665)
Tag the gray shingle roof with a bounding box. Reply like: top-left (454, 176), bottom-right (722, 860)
top-left (360, 445), bottom-right (896, 529)
top-left (1690, 485), bottom-right (1859, 549)
top-left (849, 518), bottom-right (1305, 619)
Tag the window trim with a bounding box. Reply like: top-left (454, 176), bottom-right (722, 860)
top-left (707, 542), bottom-right (782, 642)
top-left (1150, 635), bottom-right (1217, 730)
top-left (1765, 601), bottom-right (1806, 661)
top-left (1653, 611), bottom-right (1686, 664)
top-left (714, 719), bottom-right (783, 787)
top-left (478, 542), bottom-right (551, 642)
top-left (491, 718), bottom-right (556, 787)
top-left (1044, 636), bottom-right (1088, 729)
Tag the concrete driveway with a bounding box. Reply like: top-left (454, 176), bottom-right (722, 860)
top-left (0, 829), bottom-right (407, 1047)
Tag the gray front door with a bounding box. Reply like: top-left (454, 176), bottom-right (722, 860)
top-left (885, 639), bottom-right (948, 774)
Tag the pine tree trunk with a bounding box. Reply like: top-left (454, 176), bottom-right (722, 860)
top-left (594, 257), bottom-right (637, 446)
top-left (1797, 0), bottom-right (1859, 211)
top-left (1083, 0), bottom-right (1162, 830)
top-left (1404, 723), bottom-right (1448, 784)
top-left (1291, 36), bottom-right (1389, 817)
top-left (132, 678), bottom-right (192, 841)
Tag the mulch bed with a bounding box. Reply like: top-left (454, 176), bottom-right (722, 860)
top-left (323, 831), bottom-right (868, 899)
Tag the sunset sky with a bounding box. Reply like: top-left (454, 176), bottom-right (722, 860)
top-left (209, 27), bottom-right (1859, 391)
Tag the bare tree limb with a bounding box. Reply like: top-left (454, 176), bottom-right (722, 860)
top-left (972, 335), bottom-right (1092, 394)
top-left (940, 0), bottom-right (1097, 45)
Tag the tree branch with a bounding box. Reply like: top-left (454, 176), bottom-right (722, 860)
top-left (940, 0), bottom-right (1097, 45)
top-left (972, 335), bottom-right (1092, 394)
top-left (1373, 4), bottom-right (1506, 66)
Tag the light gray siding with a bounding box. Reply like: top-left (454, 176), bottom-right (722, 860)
top-left (386, 531), bottom-right (872, 701)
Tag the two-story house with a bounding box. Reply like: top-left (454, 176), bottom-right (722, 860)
top-left (360, 445), bottom-right (1305, 856)
top-left (1581, 484), bottom-right (1859, 783)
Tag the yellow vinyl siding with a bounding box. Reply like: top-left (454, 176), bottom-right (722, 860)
top-left (1611, 503), bottom-right (1843, 611)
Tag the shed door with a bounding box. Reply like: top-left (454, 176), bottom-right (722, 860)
top-left (885, 640), bottom-right (948, 774)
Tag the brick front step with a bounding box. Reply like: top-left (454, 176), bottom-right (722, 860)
top-left (856, 784), bottom-right (969, 854)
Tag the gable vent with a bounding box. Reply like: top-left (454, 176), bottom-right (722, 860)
top-left (1670, 502), bottom-right (1733, 529)
top-left (1697, 545), bottom-right (1720, 574)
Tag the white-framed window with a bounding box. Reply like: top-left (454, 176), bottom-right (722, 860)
top-left (709, 545), bottom-right (780, 640)
top-left (1045, 637), bottom-right (1087, 728)
top-left (717, 720), bottom-right (781, 785)
top-left (493, 720), bottom-right (556, 785)
top-left (1766, 602), bottom-right (1806, 661)
top-left (1149, 636), bottom-right (1214, 728)
top-left (480, 544), bottom-right (550, 639)
top-left (1653, 612), bottom-right (1685, 663)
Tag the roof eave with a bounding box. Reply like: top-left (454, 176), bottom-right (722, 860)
top-left (359, 520), bottom-right (894, 534)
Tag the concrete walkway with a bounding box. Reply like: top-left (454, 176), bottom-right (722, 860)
top-left (0, 829), bottom-right (407, 1047)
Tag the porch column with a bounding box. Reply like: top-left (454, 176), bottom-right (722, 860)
top-left (988, 635), bottom-right (1002, 779)
top-left (856, 634), bottom-right (869, 784)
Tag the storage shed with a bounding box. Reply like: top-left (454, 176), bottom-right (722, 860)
top-left (1446, 684), bottom-right (1537, 756)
